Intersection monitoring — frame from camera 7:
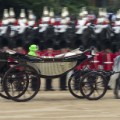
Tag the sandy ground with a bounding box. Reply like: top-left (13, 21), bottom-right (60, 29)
top-left (0, 87), bottom-right (120, 120)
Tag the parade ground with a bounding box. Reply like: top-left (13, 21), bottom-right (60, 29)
top-left (0, 90), bottom-right (120, 120)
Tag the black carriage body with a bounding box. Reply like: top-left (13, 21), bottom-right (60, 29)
top-left (0, 48), bottom-right (92, 79)
top-left (0, 51), bottom-right (10, 73)
top-left (11, 52), bottom-right (88, 78)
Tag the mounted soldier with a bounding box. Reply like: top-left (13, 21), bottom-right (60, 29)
top-left (112, 9), bottom-right (120, 48)
top-left (16, 9), bottom-right (28, 50)
top-left (45, 8), bottom-right (55, 48)
top-left (95, 8), bottom-right (111, 49)
top-left (54, 7), bottom-right (69, 48)
top-left (77, 8), bottom-right (97, 49)
top-left (38, 6), bottom-right (50, 49)
top-left (26, 10), bottom-right (37, 45)
top-left (1, 9), bottom-right (12, 48)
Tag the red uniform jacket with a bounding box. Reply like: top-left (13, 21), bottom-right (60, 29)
top-left (42, 49), bottom-right (55, 57)
top-left (89, 52), bottom-right (103, 70)
top-left (102, 52), bottom-right (115, 71)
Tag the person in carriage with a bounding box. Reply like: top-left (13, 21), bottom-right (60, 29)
top-left (59, 41), bottom-right (70, 91)
top-left (42, 44), bottom-right (55, 91)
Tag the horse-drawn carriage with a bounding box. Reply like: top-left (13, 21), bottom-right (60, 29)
top-left (0, 47), bottom-right (118, 102)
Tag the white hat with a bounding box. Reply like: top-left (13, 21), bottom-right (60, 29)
top-left (43, 6), bottom-right (49, 16)
top-left (3, 9), bottom-right (9, 18)
top-left (20, 9), bottom-right (26, 18)
top-left (28, 10), bottom-right (35, 20)
top-left (61, 7), bottom-right (69, 17)
top-left (49, 8), bottom-right (54, 17)
top-left (81, 7), bottom-right (88, 16)
top-left (9, 8), bottom-right (15, 17)
top-left (116, 9), bottom-right (120, 19)
top-left (9, 8), bottom-right (16, 23)
top-left (99, 8), bottom-right (107, 17)
top-left (2, 9), bottom-right (9, 25)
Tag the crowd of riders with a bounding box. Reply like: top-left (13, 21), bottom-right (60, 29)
top-left (0, 7), bottom-right (120, 90)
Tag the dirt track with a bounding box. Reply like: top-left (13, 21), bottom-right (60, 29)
top-left (0, 90), bottom-right (120, 120)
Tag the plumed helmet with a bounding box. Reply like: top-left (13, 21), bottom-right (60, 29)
top-left (29, 44), bottom-right (38, 51)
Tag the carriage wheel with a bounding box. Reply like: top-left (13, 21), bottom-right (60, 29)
top-left (114, 77), bottom-right (120, 99)
top-left (68, 70), bottom-right (89, 99)
top-left (0, 62), bottom-right (19, 100)
top-left (80, 71), bottom-right (107, 100)
top-left (0, 74), bottom-right (10, 99)
top-left (3, 64), bottom-right (40, 102)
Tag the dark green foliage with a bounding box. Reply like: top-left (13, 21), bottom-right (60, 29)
top-left (0, 0), bottom-right (120, 19)
top-left (0, 0), bottom-right (88, 18)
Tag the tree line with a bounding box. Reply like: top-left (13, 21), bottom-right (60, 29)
top-left (1, 0), bottom-right (120, 19)
top-left (0, 0), bottom-right (88, 18)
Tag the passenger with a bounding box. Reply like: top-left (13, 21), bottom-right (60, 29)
top-left (16, 46), bottom-right (26, 54)
top-left (43, 47), bottom-right (55, 91)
